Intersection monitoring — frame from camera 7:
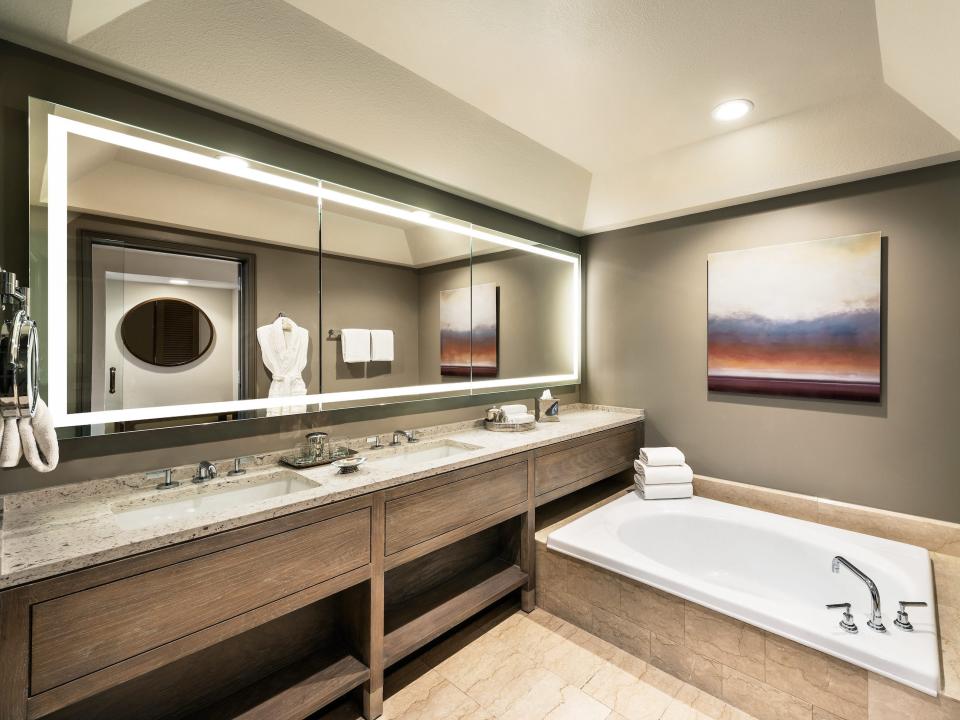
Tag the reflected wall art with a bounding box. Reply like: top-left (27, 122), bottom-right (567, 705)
top-left (440, 283), bottom-right (499, 377)
top-left (707, 232), bottom-right (882, 401)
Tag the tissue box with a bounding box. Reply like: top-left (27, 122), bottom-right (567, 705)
top-left (536, 397), bottom-right (560, 422)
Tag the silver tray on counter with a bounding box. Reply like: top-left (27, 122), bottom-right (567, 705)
top-left (279, 447), bottom-right (358, 469)
top-left (484, 419), bottom-right (537, 433)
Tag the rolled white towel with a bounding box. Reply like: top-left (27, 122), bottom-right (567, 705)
top-left (634, 460), bottom-right (693, 485)
top-left (0, 417), bottom-right (21, 468)
top-left (501, 404), bottom-right (529, 416)
top-left (635, 479), bottom-right (693, 500)
top-left (504, 413), bottom-right (535, 424)
top-left (19, 399), bottom-right (58, 473)
top-left (638, 446), bottom-right (685, 467)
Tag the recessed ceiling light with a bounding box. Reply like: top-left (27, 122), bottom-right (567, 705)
top-left (216, 154), bottom-right (249, 170)
top-left (169, 278), bottom-right (190, 285)
top-left (712, 99), bottom-right (754, 122)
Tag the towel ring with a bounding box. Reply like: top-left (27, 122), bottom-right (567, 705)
top-left (0, 309), bottom-right (39, 418)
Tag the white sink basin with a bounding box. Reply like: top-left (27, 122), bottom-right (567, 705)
top-left (376, 439), bottom-right (482, 464)
top-left (112, 471), bottom-right (318, 529)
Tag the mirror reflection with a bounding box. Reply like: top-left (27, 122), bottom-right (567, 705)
top-left (30, 100), bottom-right (322, 430)
top-left (319, 183), bottom-right (579, 406)
top-left (319, 187), bottom-right (473, 398)
top-left (30, 100), bottom-right (580, 433)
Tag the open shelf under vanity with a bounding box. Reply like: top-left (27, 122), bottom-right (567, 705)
top-left (383, 522), bottom-right (528, 668)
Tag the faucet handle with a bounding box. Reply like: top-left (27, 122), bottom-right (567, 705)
top-left (405, 429), bottom-right (419, 443)
top-left (228, 456), bottom-right (253, 476)
top-left (894, 601), bottom-right (927, 632)
top-left (146, 468), bottom-right (180, 490)
top-left (826, 602), bottom-right (858, 634)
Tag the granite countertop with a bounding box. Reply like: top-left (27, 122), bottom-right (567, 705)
top-left (0, 405), bottom-right (643, 589)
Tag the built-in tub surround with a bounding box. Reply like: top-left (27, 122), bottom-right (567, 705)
top-left (0, 405), bottom-right (642, 589)
top-left (535, 481), bottom-right (960, 720)
top-left (548, 494), bottom-right (939, 695)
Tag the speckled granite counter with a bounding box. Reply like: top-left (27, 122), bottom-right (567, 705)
top-left (0, 405), bottom-right (643, 589)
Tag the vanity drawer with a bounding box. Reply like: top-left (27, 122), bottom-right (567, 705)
top-left (384, 460), bottom-right (528, 556)
top-left (30, 507), bottom-right (370, 694)
top-left (535, 428), bottom-right (637, 497)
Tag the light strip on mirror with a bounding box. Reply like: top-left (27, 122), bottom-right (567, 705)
top-left (44, 114), bottom-right (581, 428)
top-left (49, 115), bottom-right (319, 197)
top-left (318, 185), bottom-right (577, 264)
top-left (55, 374), bottom-right (580, 427)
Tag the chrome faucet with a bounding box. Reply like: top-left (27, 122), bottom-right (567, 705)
top-left (832, 556), bottom-right (885, 632)
top-left (192, 460), bottom-right (219, 484)
top-left (391, 429), bottom-right (418, 445)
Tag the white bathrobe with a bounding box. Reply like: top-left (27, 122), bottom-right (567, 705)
top-left (257, 317), bottom-right (309, 415)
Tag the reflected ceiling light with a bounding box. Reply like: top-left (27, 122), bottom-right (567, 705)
top-left (168, 278), bottom-right (190, 285)
top-left (711, 98), bottom-right (754, 122)
top-left (216, 154), bottom-right (249, 170)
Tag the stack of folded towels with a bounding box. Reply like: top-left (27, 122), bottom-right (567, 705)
top-left (634, 446), bottom-right (693, 500)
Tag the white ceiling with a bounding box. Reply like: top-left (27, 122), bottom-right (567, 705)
top-left (1, 0), bottom-right (958, 234)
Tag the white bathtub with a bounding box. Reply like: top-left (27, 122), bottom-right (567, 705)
top-left (547, 493), bottom-right (940, 695)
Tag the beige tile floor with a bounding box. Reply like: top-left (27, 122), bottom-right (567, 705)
top-left (316, 604), bottom-right (757, 720)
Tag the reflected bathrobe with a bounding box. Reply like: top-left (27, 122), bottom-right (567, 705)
top-left (256, 317), bottom-right (309, 416)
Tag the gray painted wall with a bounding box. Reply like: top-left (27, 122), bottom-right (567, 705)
top-left (583, 162), bottom-right (960, 522)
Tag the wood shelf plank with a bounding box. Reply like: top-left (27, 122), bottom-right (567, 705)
top-left (383, 559), bottom-right (527, 667)
top-left (187, 652), bottom-right (369, 720)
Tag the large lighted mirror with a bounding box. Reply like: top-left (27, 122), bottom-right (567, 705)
top-left (29, 100), bottom-right (580, 434)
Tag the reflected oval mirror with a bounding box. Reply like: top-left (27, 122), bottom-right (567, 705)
top-left (120, 298), bottom-right (215, 367)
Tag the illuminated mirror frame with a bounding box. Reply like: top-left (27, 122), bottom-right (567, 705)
top-left (39, 106), bottom-right (581, 429)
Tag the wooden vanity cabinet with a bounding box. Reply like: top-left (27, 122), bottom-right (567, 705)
top-left (534, 425), bottom-right (640, 504)
top-left (0, 496), bottom-right (374, 720)
top-left (0, 419), bottom-right (642, 720)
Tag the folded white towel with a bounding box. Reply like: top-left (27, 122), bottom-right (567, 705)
top-left (501, 404), bottom-right (529, 416)
top-left (635, 478), bottom-right (693, 500)
top-left (634, 460), bottom-right (693, 485)
top-left (370, 329), bottom-right (394, 362)
top-left (504, 413), bottom-right (535, 424)
top-left (19, 399), bottom-right (58, 473)
top-left (1, 417), bottom-right (22, 468)
top-left (639, 446), bottom-right (685, 467)
top-left (340, 328), bottom-right (371, 363)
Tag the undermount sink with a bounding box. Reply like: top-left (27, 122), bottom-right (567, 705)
top-left (112, 471), bottom-right (318, 530)
top-left (377, 439), bottom-right (482, 464)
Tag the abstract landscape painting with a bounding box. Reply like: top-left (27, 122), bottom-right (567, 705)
top-left (440, 283), bottom-right (499, 377)
top-left (707, 232), bottom-right (882, 401)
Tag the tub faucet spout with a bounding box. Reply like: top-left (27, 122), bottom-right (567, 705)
top-left (832, 556), bottom-right (886, 632)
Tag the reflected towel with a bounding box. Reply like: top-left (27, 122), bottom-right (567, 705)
top-left (0, 417), bottom-right (21, 468)
top-left (19, 399), bottom-right (58, 473)
top-left (638, 446), bottom-right (685, 467)
top-left (370, 329), bottom-right (394, 362)
top-left (340, 328), bottom-right (371, 363)
top-left (634, 460), bottom-right (693, 485)
top-left (635, 478), bottom-right (693, 500)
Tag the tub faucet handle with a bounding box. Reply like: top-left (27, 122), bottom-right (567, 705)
top-left (894, 601), bottom-right (927, 632)
top-left (826, 602), bottom-right (858, 634)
